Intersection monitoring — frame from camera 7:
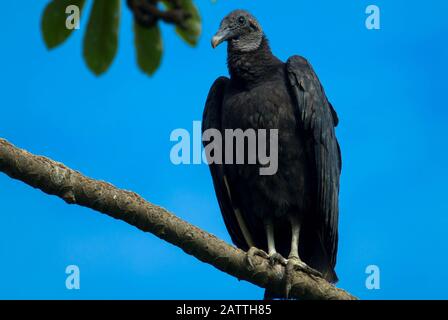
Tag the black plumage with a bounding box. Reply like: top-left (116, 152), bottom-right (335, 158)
top-left (203, 10), bottom-right (341, 287)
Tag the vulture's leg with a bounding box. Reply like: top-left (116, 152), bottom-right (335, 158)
top-left (284, 216), bottom-right (323, 298)
top-left (246, 219), bottom-right (287, 270)
top-left (265, 219), bottom-right (288, 266)
top-left (263, 219), bottom-right (287, 301)
top-left (288, 216), bottom-right (301, 260)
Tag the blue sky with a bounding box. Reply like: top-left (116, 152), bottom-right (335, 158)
top-left (0, 0), bottom-right (447, 299)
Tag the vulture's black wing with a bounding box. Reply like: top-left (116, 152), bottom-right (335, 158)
top-left (202, 77), bottom-right (254, 251)
top-left (286, 56), bottom-right (341, 276)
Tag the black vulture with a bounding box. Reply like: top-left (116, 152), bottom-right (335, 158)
top-left (203, 10), bottom-right (341, 297)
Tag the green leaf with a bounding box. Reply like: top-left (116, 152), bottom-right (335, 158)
top-left (41, 0), bottom-right (86, 49)
top-left (163, 0), bottom-right (201, 46)
top-left (175, 0), bottom-right (201, 46)
top-left (134, 22), bottom-right (163, 76)
top-left (83, 0), bottom-right (120, 76)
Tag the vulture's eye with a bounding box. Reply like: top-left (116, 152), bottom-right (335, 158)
top-left (238, 16), bottom-right (246, 25)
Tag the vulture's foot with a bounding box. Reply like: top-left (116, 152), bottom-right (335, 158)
top-left (246, 248), bottom-right (288, 270)
top-left (246, 247), bottom-right (269, 270)
top-left (284, 257), bottom-right (323, 298)
top-left (268, 252), bottom-right (288, 267)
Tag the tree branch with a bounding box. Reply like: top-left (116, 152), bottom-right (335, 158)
top-left (127, 0), bottom-right (191, 29)
top-left (0, 138), bottom-right (356, 300)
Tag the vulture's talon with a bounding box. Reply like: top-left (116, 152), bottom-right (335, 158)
top-left (246, 247), bottom-right (269, 270)
top-left (287, 256), bottom-right (323, 279)
top-left (268, 252), bottom-right (288, 267)
top-left (284, 257), bottom-right (322, 298)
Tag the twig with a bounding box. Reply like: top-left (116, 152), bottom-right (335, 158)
top-left (127, 0), bottom-right (191, 28)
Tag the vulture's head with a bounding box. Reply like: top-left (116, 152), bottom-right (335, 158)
top-left (211, 10), bottom-right (263, 52)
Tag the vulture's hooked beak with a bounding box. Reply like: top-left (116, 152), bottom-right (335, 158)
top-left (211, 27), bottom-right (233, 49)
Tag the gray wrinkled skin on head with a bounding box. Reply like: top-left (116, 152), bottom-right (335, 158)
top-left (231, 32), bottom-right (263, 52)
top-left (221, 10), bottom-right (263, 52)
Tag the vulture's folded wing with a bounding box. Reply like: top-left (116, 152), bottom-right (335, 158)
top-left (286, 56), bottom-right (341, 272)
top-left (202, 77), bottom-right (254, 251)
